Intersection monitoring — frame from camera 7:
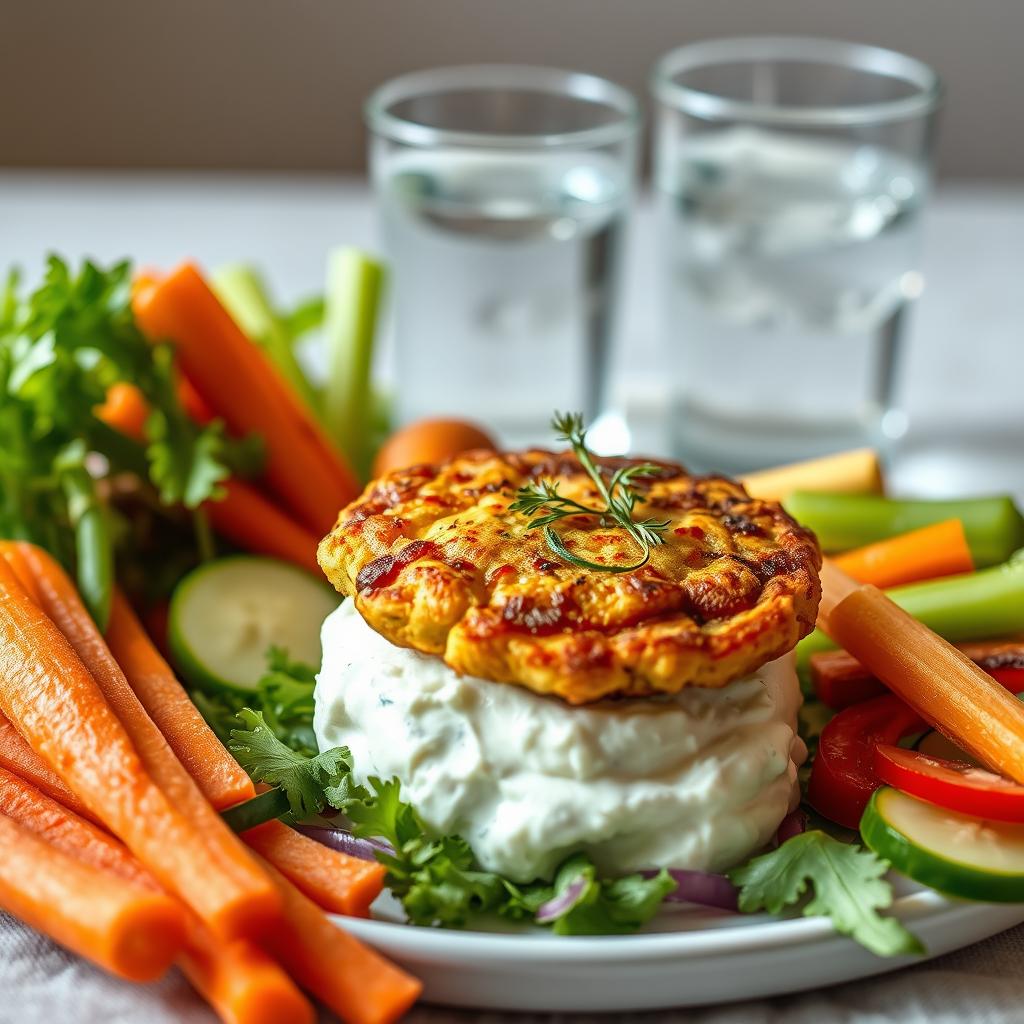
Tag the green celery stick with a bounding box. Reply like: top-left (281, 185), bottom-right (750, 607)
top-left (799, 550), bottom-right (1024, 666)
top-left (211, 263), bottom-right (321, 415)
top-left (323, 248), bottom-right (385, 480)
top-left (786, 492), bottom-right (1024, 568)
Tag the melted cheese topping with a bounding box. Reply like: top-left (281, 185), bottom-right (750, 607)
top-left (315, 601), bottom-right (805, 883)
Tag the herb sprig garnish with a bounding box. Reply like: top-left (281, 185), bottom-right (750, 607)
top-left (509, 412), bottom-right (670, 574)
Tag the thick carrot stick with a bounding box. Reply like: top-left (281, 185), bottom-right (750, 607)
top-left (0, 767), bottom-right (151, 889)
top-left (107, 589), bottom-right (384, 915)
top-left (0, 713), bottom-right (100, 824)
top-left (181, 926), bottom-right (315, 1024)
top-left (204, 480), bottom-right (322, 576)
top-left (832, 518), bottom-right (974, 589)
top-left (106, 590), bottom-right (255, 810)
top-left (0, 766), bottom-right (312, 1024)
top-left (96, 382), bottom-right (150, 441)
top-left (243, 822), bottom-right (385, 919)
top-left (818, 559), bottom-right (1024, 783)
top-left (0, 547), bottom-right (280, 940)
top-left (133, 263), bottom-right (359, 534)
top-left (0, 812), bottom-right (186, 982)
top-left (257, 857), bottom-right (422, 1024)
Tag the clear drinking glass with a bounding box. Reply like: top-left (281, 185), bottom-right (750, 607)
top-left (651, 38), bottom-right (943, 473)
top-left (366, 66), bottom-right (640, 447)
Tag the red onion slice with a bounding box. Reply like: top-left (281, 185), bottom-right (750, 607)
top-left (535, 877), bottom-right (588, 924)
top-left (296, 824), bottom-right (393, 861)
top-left (647, 869), bottom-right (738, 912)
top-left (775, 809), bottom-right (808, 846)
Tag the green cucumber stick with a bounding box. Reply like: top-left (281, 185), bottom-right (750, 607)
top-left (211, 264), bottom-right (320, 414)
top-left (323, 248), bottom-right (385, 479)
top-left (786, 492), bottom-right (1024, 568)
top-left (798, 550), bottom-right (1024, 664)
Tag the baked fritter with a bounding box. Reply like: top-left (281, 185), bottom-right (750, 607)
top-left (318, 450), bottom-right (822, 704)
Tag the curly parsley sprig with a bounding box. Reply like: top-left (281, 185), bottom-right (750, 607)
top-left (509, 412), bottom-right (670, 573)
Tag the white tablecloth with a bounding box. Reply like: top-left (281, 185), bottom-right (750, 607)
top-left (3, 911), bottom-right (1024, 1023)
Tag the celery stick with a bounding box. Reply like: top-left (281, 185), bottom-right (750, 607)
top-left (323, 248), bottom-right (385, 479)
top-left (786, 492), bottom-right (1024, 567)
top-left (799, 550), bottom-right (1024, 666)
top-left (211, 264), bottom-right (321, 414)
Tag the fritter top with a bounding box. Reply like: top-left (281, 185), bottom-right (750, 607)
top-left (317, 449), bottom-right (822, 704)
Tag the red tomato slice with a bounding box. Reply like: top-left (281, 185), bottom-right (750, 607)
top-left (806, 695), bottom-right (925, 829)
top-left (874, 743), bottom-right (1024, 823)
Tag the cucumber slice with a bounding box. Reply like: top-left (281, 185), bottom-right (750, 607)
top-left (861, 786), bottom-right (1024, 902)
top-left (170, 556), bottom-right (339, 693)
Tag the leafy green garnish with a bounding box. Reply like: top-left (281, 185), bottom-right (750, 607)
top-left (194, 646), bottom-right (319, 758)
top-left (0, 256), bottom-right (258, 622)
top-left (510, 412), bottom-right (669, 573)
top-left (729, 830), bottom-right (924, 957)
top-left (227, 710), bottom-right (676, 934)
top-left (230, 708), bottom-right (351, 822)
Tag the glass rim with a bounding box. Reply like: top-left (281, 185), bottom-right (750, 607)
top-left (651, 36), bottom-right (943, 126)
top-left (364, 64), bottom-right (642, 149)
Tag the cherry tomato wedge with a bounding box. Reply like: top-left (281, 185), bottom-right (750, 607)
top-left (874, 743), bottom-right (1024, 823)
top-left (806, 695), bottom-right (925, 829)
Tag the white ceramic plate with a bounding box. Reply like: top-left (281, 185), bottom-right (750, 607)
top-left (338, 881), bottom-right (1024, 1012)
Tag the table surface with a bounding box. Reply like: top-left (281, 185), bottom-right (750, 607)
top-left (1, 172), bottom-right (1023, 1024)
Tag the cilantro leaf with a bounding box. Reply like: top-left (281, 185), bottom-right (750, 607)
top-left (729, 830), bottom-right (924, 957)
top-left (229, 709), bottom-right (351, 821)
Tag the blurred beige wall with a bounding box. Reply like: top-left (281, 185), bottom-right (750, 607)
top-left (4, 0), bottom-right (1020, 179)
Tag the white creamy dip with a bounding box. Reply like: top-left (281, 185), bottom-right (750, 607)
top-left (314, 601), bottom-right (805, 883)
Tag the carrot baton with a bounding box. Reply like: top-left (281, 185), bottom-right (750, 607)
top-left (832, 518), bottom-right (974, 589)
top-left (243, 821), bottom-right (385, 919)
top-left (204, 480), bottom-right (322, 577)
top-left (0, 713), bottom-right (101, 825)
top-left (106, 588), bottom-right (384, 915)
top-left (106, 590), bottom-right (255, 810)
top-left (257, 857), bottom-right (422, 1024)
top-left (811, 639), bottom-right (1024, 709)
top-left (0, 812), bottom-right (186, 982)
top-left (0, 766), bottom-right (313, 1024)
top-left (0, 767), bottom-right (152, 889)
top-left (180, 926), bottom-right (315, 1024)
top-left (0, 547), bottom-right (280, 940)
top-left (817, 559), bottom-right (1024, 782)
top-left (133, 263), bottom-right (359, 534)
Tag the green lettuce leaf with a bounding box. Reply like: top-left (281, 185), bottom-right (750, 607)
top-left (729, 830), bottom-right (924, 957)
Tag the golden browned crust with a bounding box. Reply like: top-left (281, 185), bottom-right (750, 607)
top-left (317, 449), bottom-right (822, 704)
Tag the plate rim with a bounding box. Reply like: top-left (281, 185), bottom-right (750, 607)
top-left (337, 888), bottom-right (1024, 964)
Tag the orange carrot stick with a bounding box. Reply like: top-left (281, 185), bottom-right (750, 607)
top-left (204, 479), bottom-right (322, 576)
top-left (0, 764), bottom-right (312, 1024)
top-left (106, 590), bottom-right (255, 810)
top-left (180, 926), bottom-right (315, 1024)
top-left (133, 263), bottom-right (359, 534)
top-left (243, 822), bottom-right (385, 919)
top-left (0, 713), bottom-right (101, 825)
top-left (0, 812), bottom-right (186, 982)
top-left (96, 382), bottom-right (150, 441)
top-left (0, 766), bottom-right (152, 889)
top-left (107, 588), bottom-right (384, 915)
top-left (819, 559), bottom-right (1024, 783)
top-left (832, 518), bottom-right (974, 589)
top-left (257, 857), bottom-right (422, 1024)
top-left (0, 546), bottom-right (280, 940)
